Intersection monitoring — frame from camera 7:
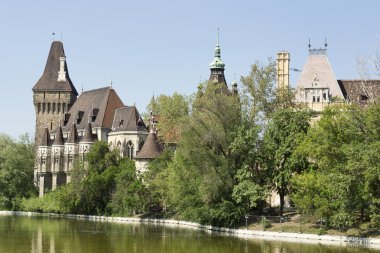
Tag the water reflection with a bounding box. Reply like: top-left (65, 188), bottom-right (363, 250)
top-left (0, 215), bottom-right (378, 253)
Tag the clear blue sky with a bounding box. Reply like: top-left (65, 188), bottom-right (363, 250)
top-left (0, 0), bottom-right (379, 139)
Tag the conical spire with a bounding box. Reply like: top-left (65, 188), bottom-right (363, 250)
top-left (32, 41), bottom-right (78, 95)
top-left (81, 122), bottom-right (94, 143)
top-left (40, 127), bottom-right (51, 146)
top-left (53, 125), bottom-right (64, 145)
top-left (135, 131), bottom-right (162, 159)
top-left (66, 123), bottom-right (78, 143)
top-left (135, 114), bottom-right (162, 159)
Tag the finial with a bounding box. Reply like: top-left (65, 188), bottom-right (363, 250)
top-left (81, 84), bottom-right (84, 93)
top-left (324, 37), bottom-right (328, 48)
top-left (217, 27), bottom-right (220, 47)
top-left (110, 79), bottom-right (113, 88)
top-left (308, 38), bottom-right (311, 49)
top-left (52, 32), bottom-right (55, 42)
top-left (60, 32), bottom-right (63, 42)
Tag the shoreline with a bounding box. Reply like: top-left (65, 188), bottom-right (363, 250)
top-left (1, 210), bottom-right (379, 249)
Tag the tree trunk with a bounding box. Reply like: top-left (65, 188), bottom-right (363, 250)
top-left (279, 191), bottom-right (285, 217)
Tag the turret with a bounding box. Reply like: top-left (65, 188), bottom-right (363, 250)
top-left (37, 127), bottom-right (52, 197)
top-left (51, 124), bottom-right (65, 190)
top-left (79, 121), bottom-right (95, 157)
top-left (209, 29), bottom-right (227, 86)
top-left (134, 115), bottom-right (162, 174)
top-left (64, 123), bottom-right (79, 179)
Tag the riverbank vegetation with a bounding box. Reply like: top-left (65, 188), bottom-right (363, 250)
top-left (0, 134), bottom-right (35, 210)
top-left (2, 60), bottom-right (380, 235)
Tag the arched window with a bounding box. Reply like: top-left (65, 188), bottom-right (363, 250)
top-left (116, 140), bottom-right (121, 153)
top-left (127, 141), bottom-right (134, 159)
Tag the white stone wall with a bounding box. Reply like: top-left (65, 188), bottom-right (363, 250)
top-left (108, 131), bottom-right (148, 158)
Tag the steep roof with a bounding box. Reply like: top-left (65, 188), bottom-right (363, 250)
top-left (295, 50), bottom-right (344, 101)
top-left (52, 125), bottom-right (64, 145)
top-left (40, 127), bottom-right (51, 146)
top-left (338, 79), bottom-right (380, 105)
top-left (111, 106), bottom-right (147, 132)
top-left (135, 130), bottom-right (162, 159)
top-left (32, 41), bottom-right (78, 95)
top-left (59, 87), bottom-right (124, 132)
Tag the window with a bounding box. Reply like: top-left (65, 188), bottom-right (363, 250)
top-left (68, 155), bottom-right (73, 164)
top-left (361, 95), bottom-right (369, 102)
top-left (316, 96), bottom-right (320, 102)
top-left (41, 158), bottom-right (46, 165)
top-left (54, 157), bottom-right (59, 164)
top-left (127, 141), bottom-right (134, 159)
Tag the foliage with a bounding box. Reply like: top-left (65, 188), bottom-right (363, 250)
top-left (240, 59), bottom-right (295, 122)
top-left (263, 108), bottom-right (312, 216)
top-left (156, 81), bottom-right (242, 226)
top-left (146, 93), bottom-right (189, 144)
top-left (143, 149), bottom-right (174, 213)
top-left (261, 217), bottom-right (272, 230)
top-left (0, 134), bottom-right (36, 210)
top-left (22, 141), bottom-right (146, 216)
top-left (108, 159), bottom-right (147, 216)
top-left (291, 104), bottom-right (380, 227)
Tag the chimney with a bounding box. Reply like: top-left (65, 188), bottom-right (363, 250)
top-left (57, 56), bottom-right (67, 82)
top-left (276, 51), bottom-right (290, 90)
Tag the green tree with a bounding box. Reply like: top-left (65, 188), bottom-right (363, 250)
top-left (291, 104), bottom-right (380, 227)
top-left (240, 59), bottom-right (295, 122)
top-left (109, 158), bottom-right (147, 216)
top-left (146, 93), bottom-right (189, 144)
top-left (162, 81), bottom-right (243, 226)
top-left (0, 134), bottom-right (36, 210)
top-left (263, 108), bottom-right (312, 216)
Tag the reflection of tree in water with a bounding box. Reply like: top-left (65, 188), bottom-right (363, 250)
top-left (0, 215), bottom-right (376, 253)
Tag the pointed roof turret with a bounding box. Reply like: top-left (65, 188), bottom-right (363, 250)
top-left (81, 122), bottom-right (94, 143)
top-left (66, 123), bottom-right (78, 144)
top-left (32, 41), bottom-right (78, 95)
top-left (40, 127), bottom-right (51, 146)
top-left (53, 124), bottom-right (64, 145)
top-left (135, 127), bottom-right (162, 159)
top-left (209, 28), bottom-right (227, 85)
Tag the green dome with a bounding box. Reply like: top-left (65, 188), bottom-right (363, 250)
top-left (210, 45), bottom-right (225, 69)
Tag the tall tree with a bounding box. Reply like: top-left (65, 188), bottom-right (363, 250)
top-left (0, 134), bottom-right (36, 210)
top-left (263, 108), bottom-right (312, 216)
top-left (162, 81), bottom-right (243, 226)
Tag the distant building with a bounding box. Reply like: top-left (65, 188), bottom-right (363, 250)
top-left (291, 43), bottom-right (380, 112)
top-left (33, 41), bottom-right (162, 197)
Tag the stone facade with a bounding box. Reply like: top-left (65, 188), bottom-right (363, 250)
top-left (33, 41), bottom-right (162, 197)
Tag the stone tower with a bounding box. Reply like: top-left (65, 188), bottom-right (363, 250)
top-left (32, 41), bottom-right (78, 149)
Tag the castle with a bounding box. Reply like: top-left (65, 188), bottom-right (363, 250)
top-left (34, 37), bottom-right (380, 198)
top-left (33, 35), bottom-right (232, 197)
top-left (32, 41), bottom-right (163, 197)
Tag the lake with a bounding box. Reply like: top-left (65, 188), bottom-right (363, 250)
top-left (0, 215), bottom-right (378, 253)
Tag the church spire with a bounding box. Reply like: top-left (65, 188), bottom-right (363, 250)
top-left (209, 28), bottom-right (227, 85)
